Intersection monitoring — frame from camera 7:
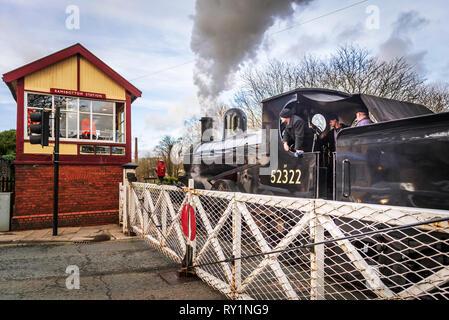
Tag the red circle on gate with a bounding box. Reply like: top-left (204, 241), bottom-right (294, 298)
top-left (181, 203), bottom-right (196, 241)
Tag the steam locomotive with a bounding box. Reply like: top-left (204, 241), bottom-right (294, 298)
top-left (181, 88), bottom-right (449, 297)
top-left (183, 87), bottom-right (449, 211)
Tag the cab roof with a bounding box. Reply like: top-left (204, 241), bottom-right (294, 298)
top-left (263, 88), bottom-right (432, 124)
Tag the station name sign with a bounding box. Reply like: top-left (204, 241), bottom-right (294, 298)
top-left (50, 88), bottom-right (106, 99)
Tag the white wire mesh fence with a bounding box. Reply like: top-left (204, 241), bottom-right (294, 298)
top-left (128, 182), bottom-right (187, 263)
top-left (121, 182), bottom-right (449, 300)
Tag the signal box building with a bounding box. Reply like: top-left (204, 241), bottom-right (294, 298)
top-left (2, 43), bottom-right (141, 230)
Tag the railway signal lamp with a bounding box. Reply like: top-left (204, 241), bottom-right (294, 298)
top-left (29, 110), bottom-right (50, 147)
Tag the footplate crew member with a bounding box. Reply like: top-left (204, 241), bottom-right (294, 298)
top-left (280, 108), bottom-right (306, 155)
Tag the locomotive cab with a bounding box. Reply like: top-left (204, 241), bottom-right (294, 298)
top-left (260, 89), bottom-right (357, 199)
top-left (259, 88), bottom-right (449, 210)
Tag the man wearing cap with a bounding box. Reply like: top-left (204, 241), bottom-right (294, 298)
top-left (280, 108), bottom-right (306, 154)
top-left (354, 108), bottom-right (373, 127)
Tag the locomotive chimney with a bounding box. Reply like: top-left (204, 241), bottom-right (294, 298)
top-left (223, 108), bottom-right (247, 140)
top-left (200, 117), bottom-right (214, 142)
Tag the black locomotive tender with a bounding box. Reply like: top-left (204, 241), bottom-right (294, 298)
top-left (184, 88), bottom-right (449, 211)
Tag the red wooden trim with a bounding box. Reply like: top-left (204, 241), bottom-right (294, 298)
top-left (24, 88), bottom-right (126, 102)
top-left (16, 138), bottom-right (128, 164)
top-left (5, 81), bottom-right (17, 101)
top-left (14, 160), bottom-right (125, 166)
top-left (3, 44), bottom-right (80, 82)
top-left (77, 53), bottom-right (80, 91)
top-left (2, 43), bottom-right (142, 98)
top-left (51, 140), bottom-right (125, 146)
top-left (23, 139), bottom-right (126, 147)
top-left (16, 78), bottom-right (25, 160)
top-left (14, 154), bottom-right (128, 165)
top-left (125, 92), bottom-right (132, 163)
top-left (17, 149), bottom-right (127, 159)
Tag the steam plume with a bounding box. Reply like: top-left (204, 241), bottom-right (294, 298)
top-left (190, 0), bottom-right (312, 111)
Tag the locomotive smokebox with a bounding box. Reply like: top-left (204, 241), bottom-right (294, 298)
top-left (200, 117), bottom-right (214, 142)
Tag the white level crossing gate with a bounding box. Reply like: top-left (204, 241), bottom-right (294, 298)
top-left (120, 182), bottom-right (449, 300)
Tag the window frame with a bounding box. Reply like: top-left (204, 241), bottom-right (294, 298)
top-left (24, 91), bottom-right (126, 144)
top-left (116, 102), bottom-right (126, 143)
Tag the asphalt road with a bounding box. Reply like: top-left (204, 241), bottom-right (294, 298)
top-left (0, 239), bottom-right (226, 300)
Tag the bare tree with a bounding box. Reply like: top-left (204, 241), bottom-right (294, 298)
top-left (414, 83), bottom-right (449, 113)
top-left (233, 45), bottom-right (449, 127)
top-left (154, 135), bottom-right (182, 177)
top-left (233, 59), bottom-right (303, 128)
top-left (135, 154), bottom-right (159, 182)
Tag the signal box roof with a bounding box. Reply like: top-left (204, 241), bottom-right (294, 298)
top-left (2, 43), bottom-right (142, 102)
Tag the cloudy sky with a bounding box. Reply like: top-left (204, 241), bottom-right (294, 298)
top-left (0, 0), bottom-right (448, 156)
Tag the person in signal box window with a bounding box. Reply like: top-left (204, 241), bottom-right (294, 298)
top-left (81, 117), bottom-right (97, 139)
top-left (156, 159), bottom-right (166, 183)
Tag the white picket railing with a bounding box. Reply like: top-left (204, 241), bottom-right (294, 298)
top-left (121, 182), bottom-right (449, 300)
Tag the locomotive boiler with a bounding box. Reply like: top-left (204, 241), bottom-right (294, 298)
top-left (183, 87), bottom-right (449, 211)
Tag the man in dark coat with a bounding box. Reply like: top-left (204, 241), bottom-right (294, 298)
top-left (354, 108), bottom-right (373, 127)
top-left (280, 108), bottom-right (306, 154)
top-left (320, 113), bottom-right (347, 153)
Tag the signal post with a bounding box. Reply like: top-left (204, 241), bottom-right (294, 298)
top-left (29, 105), bottom-right (62, 235)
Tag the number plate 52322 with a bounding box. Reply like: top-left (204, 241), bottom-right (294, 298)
top-left (270, 169), bottom-right (302, 184)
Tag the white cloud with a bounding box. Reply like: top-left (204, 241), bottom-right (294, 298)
top-left (144, 95), bottom-right (201, 131)
top-left (378, 10), bottom-right (429, 74)
top-left (1, 0), bottom-right (448, 149)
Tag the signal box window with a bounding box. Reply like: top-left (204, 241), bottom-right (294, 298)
top-left (26, 94), bottom-right (53, 137)
top-left (80, 145), bottom-right (95, 154)
top-left (111, 146), bottom-right (125, 155)
top-left (25, 92), bottom-right (126, 144)
top-left (115, 103), bottom-right (125, 143)
top-left (80, 99), bottom-right (92, 139)
top-left (55, 96), bottom-right (78, 139)
top-left (96, 146), bottom-right (111, 155)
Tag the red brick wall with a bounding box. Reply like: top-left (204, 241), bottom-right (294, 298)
top-left (11, 210), bottom-right (118, 230)
top-left (12, 164), bottom-right (122, 230)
